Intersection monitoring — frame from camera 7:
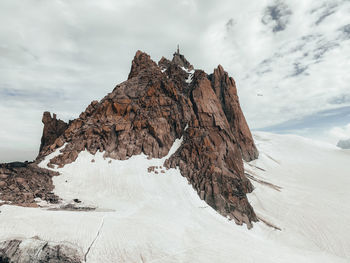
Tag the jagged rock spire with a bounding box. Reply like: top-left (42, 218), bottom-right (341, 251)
top-left (172, 47), bottom-right (194, 71)
top-left (39, 112), bottom-right (68, 153)
top-left (127, 50), bottom-right (159, 80)
top-left (210, 65), bottom-right (259, 161)
top-left (36, 50), bottom-right (258, 227)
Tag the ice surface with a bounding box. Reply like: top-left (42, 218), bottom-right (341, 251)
top-left (1, 133), bottom-right (350, 262)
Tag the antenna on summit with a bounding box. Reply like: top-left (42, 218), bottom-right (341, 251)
top-left (177, 44), bottom-right (180, 54)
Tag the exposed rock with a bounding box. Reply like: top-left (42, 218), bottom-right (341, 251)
top-left (39, 112), bottom-right (68, 156)
top-left (127, 50), bottom-right (159, 80)
top-left (0, 173), bottom-right (8, 179)
top-left (148, 166), bottom-right (156, 173)
top-left (209, 65), bottom-right (258, 161)
top-left (164, 70), bottom-right (256, 227)
top-left (35, 49), bottom-right (258, 227)
top-left (0, 162), bottom-right (59, 206)
top-left (172, 47), bottom-right (194, 71)
top-left (0, 238), bottom-right (83, 263)
top-left (158, 56), bottom-right (171, 71)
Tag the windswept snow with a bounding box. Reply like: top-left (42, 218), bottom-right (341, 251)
top-left (1, 133), bottom-right (350, 262)
top-left (180, 66), bottom-right (195, 84)
top-left (185, 73), bottom-right (193, 84)
top-left (180, 66), bottom-right (194, 74)
top-left (247, 132), bottom-right (350, 260)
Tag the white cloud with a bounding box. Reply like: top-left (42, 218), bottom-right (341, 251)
top-left (329, 123), bottom-right (350, 142)
top-left (203, 0), bottom-right (350, 129)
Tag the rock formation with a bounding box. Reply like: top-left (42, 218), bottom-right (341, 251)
top-left (0, 238), bottom-right (83, 263)
top-left (39, 112), bottom-right (68, 155)
top-left (209, 65), bottom-right (258, 161)
top-left (172, 46), bottom-right (194, 71)
top-left (0, 162), bottom-right (59, 206)
top-left (35, 49), bottom-right (259, 227)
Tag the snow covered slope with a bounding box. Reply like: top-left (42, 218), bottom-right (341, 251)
top-left (1, 132), bottom-right (350, 262)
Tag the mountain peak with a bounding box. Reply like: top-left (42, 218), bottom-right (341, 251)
top-left (2, 49), bottom-right (259, 229)
top-left (171, 47), bottom-right (194, 71)
top-left (127, 50), bottom-right (159, 80)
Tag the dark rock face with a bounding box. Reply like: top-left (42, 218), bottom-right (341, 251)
top-left (209, 65), bottom-right (258, 161)
top-left (0, 238), bottom-right (83, 263)
top-left (36, 50), bottom-right (258, 227)
top-left (127, 50), bottom-right (159, 80)
top-left (164, 70), bottom-right (256, 226)
top-left (39, 112), bottom-right (68, 155)
top-left (172, 49), bottom-right (194, 71)
top-left (0, 113), bottom-right (63, 208)
top-left (0, 162), bottom-right (59, 206)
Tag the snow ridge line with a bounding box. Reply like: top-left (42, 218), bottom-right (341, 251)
top-left (84, 215), bottom-right (106, 262)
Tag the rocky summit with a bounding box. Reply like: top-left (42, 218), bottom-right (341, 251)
top-left (1, 49), bottom-right (258, 227)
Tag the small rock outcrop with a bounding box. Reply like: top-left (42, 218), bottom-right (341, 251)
top-left (0, 238), bottom-right (83, 263)
top-left (0, 162), bottom-right (59, 206)
top-left (35, 49), bottom-right (259, 227)
top-left (39, 112), bottom-right (68, 155)
top-left (172, 47), bottom-right (194, 71)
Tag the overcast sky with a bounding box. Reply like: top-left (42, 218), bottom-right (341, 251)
top-left (1, 0), bottom-right (350, 162)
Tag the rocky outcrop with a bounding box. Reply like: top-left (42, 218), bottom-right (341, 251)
top-left (0, 238), bottom-right (83, 263)
top-left (35, 49), bottom-right (258, 227)
top-left (39, 112), bottom-right (68, 154)
top-left (0, 162), bottom-right (59, 206)
top-left (172, 49), bottom-right (194, 71)
top-left (39, 51), bottom-right (190, 166)
top-left (127, 50), bottom-right (159, 80)
top-left (0, 113), bottom-right (63, 208)
top-left (165, 70), bottom-right (256, 226)
top-left (209, 65), bottom-right (258, 161)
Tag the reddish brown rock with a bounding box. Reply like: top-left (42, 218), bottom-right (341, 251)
top-left (0, 238), bottom-right (83, 263)
top-left (172, 47), bottom-right (194, 71)
top-left (0, 162), bottom-right (59, 206)
top-left (158, 56), bottom-right (171, 70)
top-left (0, 173), bottom-right (8, 179)
top-left (127, 50), bottom-right (159, 80)
top-left (39, 112), bottom-right (68, 156)
top-left (164, 70), bottom-right (256, 227)
top-left (35, 49), bottom-right (259, 227)
top-left (210, 65), bottom-right (258, 161)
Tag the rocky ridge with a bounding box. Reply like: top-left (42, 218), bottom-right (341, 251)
top-left (36, 49), bottom-right (258, 227)
top-left (0, 162), bottom-right (59, 207)
top-left (0, 238), bottom-right (83, 263)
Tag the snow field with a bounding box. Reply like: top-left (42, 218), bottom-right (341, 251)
top-left (1, 133), bottom-right (349, 262)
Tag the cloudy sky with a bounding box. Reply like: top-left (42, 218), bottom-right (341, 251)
top-left (1, 0), bottom-right (350, 162)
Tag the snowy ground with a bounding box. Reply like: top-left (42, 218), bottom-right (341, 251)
top-left (1, 132), bottom-right (349, 262)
